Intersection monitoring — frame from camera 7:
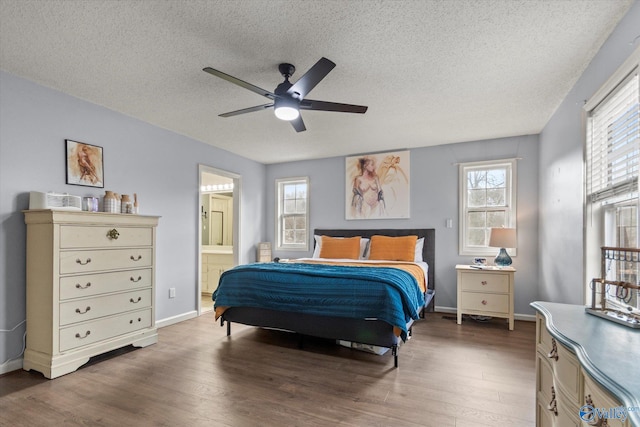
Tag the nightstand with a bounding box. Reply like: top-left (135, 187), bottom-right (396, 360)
top-left (456, 264), bottom-right (515, 330)
top-left (256, 242), bottom-right (272, 263)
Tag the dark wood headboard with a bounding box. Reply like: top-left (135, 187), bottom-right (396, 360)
top-left (313, 228), bottom-right (435, 297)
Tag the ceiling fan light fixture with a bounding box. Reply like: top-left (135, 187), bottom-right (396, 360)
top-left (274, 97), bottom-right (300, 121)
top-left (274, 106), bottom-right (299, 121)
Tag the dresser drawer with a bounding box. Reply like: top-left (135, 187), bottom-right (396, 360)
top-left (60, 289), bottom-right (152, 326)
top-left (583, 372), bottom-right (629, 427)
top-left (60, 225), bottom-right (152, 249)
top-left (554, 344), bottom-right (580, 405)
top-left (537, 314), bottom-right (554, 356)
top-left (539, 328), bottom-right (581, 406)
top-left (458, 271), bottom-right (510, 293)
top-left (60, 248), bottom-right (152, 274)
top-left (59, 308), bottom-right (152, 352)
top-left (459, 292), bottom-right (509, 313)
top-left (60, 268), bottom-right (152, 300)
top-left (537, 352), bottom-right (555, 403)
top-left (538, 353), bottom-right (582, 426)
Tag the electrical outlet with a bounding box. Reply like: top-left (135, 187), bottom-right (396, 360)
top-left (169, 288), bottom-right (176, 298)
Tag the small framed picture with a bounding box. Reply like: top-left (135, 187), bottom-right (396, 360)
top-left (65, 140), bottom-right (104, 188)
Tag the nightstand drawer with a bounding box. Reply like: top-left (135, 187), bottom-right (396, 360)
top-left (460, 292), bottom-right (509, 313)
top-left (459, 271), bottom-right (510, 293)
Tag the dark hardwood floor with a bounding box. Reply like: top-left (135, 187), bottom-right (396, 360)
top-left (0, 312), bottom-right (536, 427)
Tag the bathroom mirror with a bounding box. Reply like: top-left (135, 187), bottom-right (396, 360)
top-left (201, 193), bottom-right (233, 246)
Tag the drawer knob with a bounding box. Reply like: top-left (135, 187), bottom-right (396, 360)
top-left (107, 228), bottom-right (120, 240)
top-left (481, 280), bottom-right (488, 286)
top-left (75, 306), bottom-right (91, 314)
top-left (75, 282), bottom-right (92, 289)
top-left (548, 338), bottom-right (559, 361)
top-left (75, 258), bottom-right (91, 265)
top-left (584, 395), bottom-right (608, 426)
top-left (481, 300), bottom-right (487, 305)
top-left (75, 331), bottom-right (91, 339)
top-left (130, 255), bottom-right (143, 261)
top-left (547, 386), bottom-right (558, 416)
top-left (130, 296), bottom-right (142, 303)
top-left (130, 276), bottom-right (142, 282)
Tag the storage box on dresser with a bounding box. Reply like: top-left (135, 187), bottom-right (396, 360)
top-left (23, 210), bottom-right (160, 379)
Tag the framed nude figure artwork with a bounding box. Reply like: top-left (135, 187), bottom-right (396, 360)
top-left (346, 150), bottom-right (410, 220)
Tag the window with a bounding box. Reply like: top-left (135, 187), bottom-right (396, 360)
top-left (585, 58), bottom-right (639, 308)
top-left (459, 159), bottom-right (517, 256)
top-left (586, 71), bottom-right (640, 207)
top-left (276, 177), bottom-right (309, 250)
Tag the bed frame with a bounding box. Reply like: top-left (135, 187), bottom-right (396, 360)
top-left (219, 228), bottom-right (435, 367)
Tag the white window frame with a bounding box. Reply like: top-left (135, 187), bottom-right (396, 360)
top-left (584, 46), bottom-right (640, 305)
top-left (275, 177), bottom-right (309, 251)
top-left (459, 158), bottom-right (517, 256)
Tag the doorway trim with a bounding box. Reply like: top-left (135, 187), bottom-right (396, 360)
top-left (198, 164), bottom-right (242, 315)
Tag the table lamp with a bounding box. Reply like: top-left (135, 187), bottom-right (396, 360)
top-left (489, 228), bottom-right (516, 267)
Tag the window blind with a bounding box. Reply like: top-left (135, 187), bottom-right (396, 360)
top-left (587, 71), bottom-right (640, 203)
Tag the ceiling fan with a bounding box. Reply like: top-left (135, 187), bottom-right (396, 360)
top-left (203, 57), bottom-right (368, 132)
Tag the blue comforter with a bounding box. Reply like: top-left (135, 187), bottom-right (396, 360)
top-left (212, 262), bottom-right (425, 341)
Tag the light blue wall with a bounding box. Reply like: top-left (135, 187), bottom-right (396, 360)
top-left (538, 1), bottom-right (640, 304)
top-left (0, 71), bottom-right (266, 366)
top-left (266, 134), bottom-right (539, 314)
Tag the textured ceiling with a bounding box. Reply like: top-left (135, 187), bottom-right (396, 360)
top-left (0, 0), bottom-right (634, 164)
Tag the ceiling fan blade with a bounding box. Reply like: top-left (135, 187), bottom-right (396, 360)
top-left (300, 99), bottom-right (368, 114)
top-left (290, 115), bottom-right (306, 132)
top-left (203, 67), bottom-right (275, 100)
top-left (219, 103), bottom-right (274, 117)
top-left (287, 57), bottom-right (336, 99)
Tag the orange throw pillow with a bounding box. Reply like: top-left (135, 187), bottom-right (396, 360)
top-left (319, 236), bottom-right (361, 259)
top-left (368, 235), bottom-right (418, 262)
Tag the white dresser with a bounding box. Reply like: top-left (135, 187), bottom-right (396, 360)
top-left (23, 210), bottom-right (160, 379)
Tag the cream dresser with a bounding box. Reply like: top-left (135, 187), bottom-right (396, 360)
top-left (456, 265), bottom-right (515, 330)
top-left (532, 302), bottom-right (640, 427)
top-left (23, 210), bottom-right (160, 379)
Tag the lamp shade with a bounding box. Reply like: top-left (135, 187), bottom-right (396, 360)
top-left (489, 228), bottom-right (516, 249)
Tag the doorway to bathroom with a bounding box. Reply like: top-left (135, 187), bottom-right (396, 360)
top-left (199, 165), bottom-right (240, 314)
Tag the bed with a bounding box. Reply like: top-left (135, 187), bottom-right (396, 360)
top-left (213, 228), bottom-right (435, 367)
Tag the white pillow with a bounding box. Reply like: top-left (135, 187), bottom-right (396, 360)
top-left (414, 237), bottom-right (424, 262)
top-left (312, 235), bottom-right (370, 260)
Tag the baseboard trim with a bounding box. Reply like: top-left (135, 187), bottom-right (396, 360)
top-left (514, 313), bottom-right (536, 322)
top-left (156, 310), bottom-right (198, 329)
top-left (435, 305), bottom-right (535, 322)
top-left (435, 306), bottom-right (457, 314)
